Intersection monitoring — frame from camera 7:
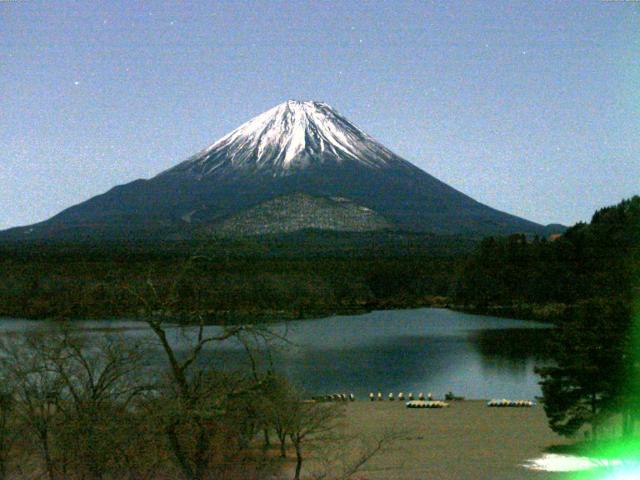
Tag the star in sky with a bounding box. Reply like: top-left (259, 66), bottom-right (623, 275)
top-left (2, 0), bottom-right (637, 230)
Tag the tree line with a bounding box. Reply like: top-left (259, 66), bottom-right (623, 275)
top-left (453, 196), bottom-right (639, 321)
top-left (0, 246), bottom-right (455, 322)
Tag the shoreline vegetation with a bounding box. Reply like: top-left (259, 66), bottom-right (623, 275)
top-left (453, 302), bottom-right (571, 323)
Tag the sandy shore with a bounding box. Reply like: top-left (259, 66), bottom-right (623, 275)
top-left (302, 400), bottom-right (576, 480)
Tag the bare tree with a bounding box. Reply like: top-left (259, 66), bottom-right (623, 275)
top-left (0, 326), bottom-right (153, 480)
top-left (286, 398), bottom-right (344, 480)
top-left (310, 429), bottom-right (404, 480)
top-left (260, 375), bottom-right (298, 459)
top-left (236, 326), bottom-right (287, 450)
top-left (126, 252), bottom-right (286, 480)
top-left (46, 329), bottom-right (150, 480)
top-left (0, 332), bottom-right (64, 480)
top-left (266, 387), bottom-right (401, 480)
top-left (132, 320), bottom-right (255, 477)
top-left (142, 320), bottom-right (252, 480)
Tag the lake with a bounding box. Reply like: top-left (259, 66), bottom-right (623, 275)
top-left (0, 308), bottom-right (552, 400)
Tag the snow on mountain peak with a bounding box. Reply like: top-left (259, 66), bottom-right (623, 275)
top-left (166, 100), bottom-right (409, 178)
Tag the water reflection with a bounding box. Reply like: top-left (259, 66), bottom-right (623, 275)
top-left (0, 308), bottom-right (553, 400)
top-left (472, 328), bottom-right (554, 377)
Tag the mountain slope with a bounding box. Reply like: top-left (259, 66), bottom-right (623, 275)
top-left (1, 100), bottom-right (548, 241)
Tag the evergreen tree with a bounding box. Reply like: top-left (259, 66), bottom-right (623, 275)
top-left (536, 299), bottom-right (631, 439)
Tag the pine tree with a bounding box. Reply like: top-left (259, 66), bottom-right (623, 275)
top-left (536, 299), bottom-right (631, 439)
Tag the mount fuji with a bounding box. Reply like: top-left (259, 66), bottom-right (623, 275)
top-left (2, 100), bottom-right (550, 241)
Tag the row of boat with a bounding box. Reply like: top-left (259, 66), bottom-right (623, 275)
top-left (487, 399), bottom-right (534, 407)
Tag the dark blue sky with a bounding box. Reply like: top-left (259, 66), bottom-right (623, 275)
top-left (2, 1), bottom-right (638, 229)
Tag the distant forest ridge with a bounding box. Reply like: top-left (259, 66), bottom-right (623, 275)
top-left (0, 196), bottom-right (636, 323)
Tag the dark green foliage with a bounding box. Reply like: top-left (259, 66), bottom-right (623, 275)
top-left (455, 196), bottom-right (640, 315)
top-left (0, 234), bottom-right (463, 321)
top-left (536, 299), bottom-right (632, 438)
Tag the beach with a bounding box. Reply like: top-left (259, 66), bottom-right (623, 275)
top-left (302, 400), bottom-right (575, 480)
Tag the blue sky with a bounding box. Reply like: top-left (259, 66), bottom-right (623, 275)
top-left (2, 0), bottom-right (639, 229)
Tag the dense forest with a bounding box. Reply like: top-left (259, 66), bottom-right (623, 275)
top-left (453, 195), bottom-right (639, 322)
top-left (0, 232), bottom-right (462, 322)
top-left (0, 197), bottom-right (637, 324)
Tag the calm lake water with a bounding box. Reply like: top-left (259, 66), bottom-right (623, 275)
top-left (0, 308), bottom-right (552, 400)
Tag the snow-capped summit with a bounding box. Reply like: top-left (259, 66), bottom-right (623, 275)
top-left (164, 100), bottom-right (411, 177)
